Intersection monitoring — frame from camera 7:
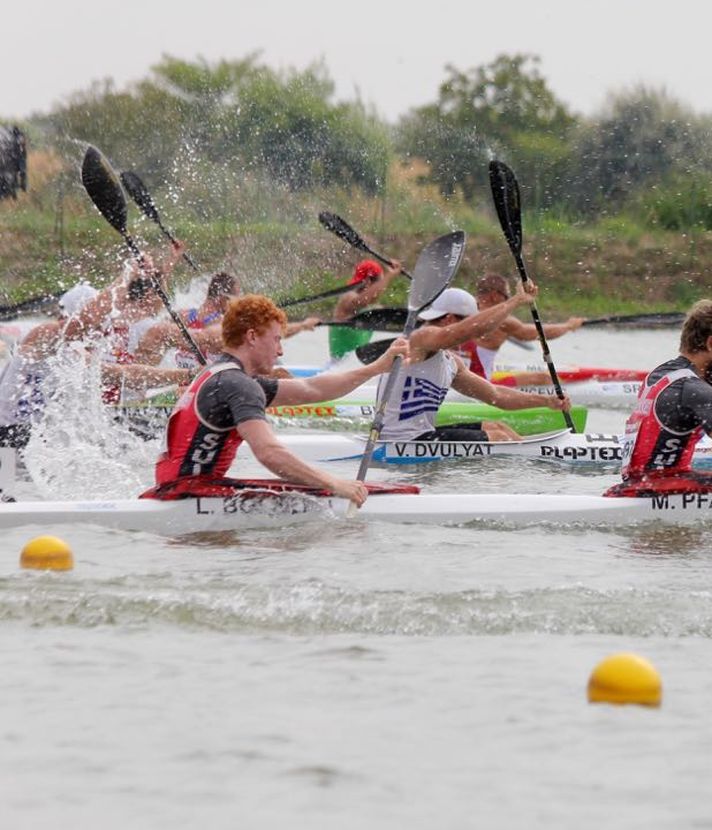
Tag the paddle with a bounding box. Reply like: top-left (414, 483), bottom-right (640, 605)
top-left (352, 230), bottom-right (466, 501)
top-left (582, 311), bottom-right (685, 328)
top-left (489, 159), bottom-right (575, 432)
top-left (320, 307), bottom-right (408, 332)
top-left (81, 146), bottom-right (206, 366)
top-left (0, 293), bottom-right (61, 321)
top-left (318, 211), bottom-right (414, 280)
top-left (120, 170), bottom-right (199, 272)
top-left (276, 282), bottom-right (361, 309)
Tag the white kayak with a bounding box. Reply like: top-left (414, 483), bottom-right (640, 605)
top-left (235, 429), bottom-right (712, 469)
top-left (1, 489), bottom-right (712, 533)
top-left (235, 429), bottom-right (627, 467)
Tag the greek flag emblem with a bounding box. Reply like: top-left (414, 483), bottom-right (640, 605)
top-left (398, 376), bottom-right (448, 421)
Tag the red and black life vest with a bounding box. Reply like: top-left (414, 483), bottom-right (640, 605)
top-left (154, 362), bottom-right (242, 485)
top-left (620, 366), bottom-right (701, 480)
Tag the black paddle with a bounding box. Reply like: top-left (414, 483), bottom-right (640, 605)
top-left (353, 231), bottom-right (466, 497)
top-left (0, 293), bottom-right (62, 322)
top-left (489, 159), bottom-right (575, 432)
top-left (320, 307), bottom-right (408, 332)
top-left (582, 311), bottom-right (685, 328)
top-left (276, 282), bottom-right (362, 309)
top-left (318, 212), bottom-right (413, 280)
top-left (82, 146), bottom-right (206, 366)
top-left (120, 170), bottom-right (200, 272)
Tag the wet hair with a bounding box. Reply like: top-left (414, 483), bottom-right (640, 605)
top-left (680, 299), bottom-right (712, 353)
top-left (222, 294), bottom-right (287, 348)
top-left (476, 273), bottom-right (510, 298)
top-left (207, 271), bottom-right (238, 299)
top-left (127, 276), bottom-right (152, 301)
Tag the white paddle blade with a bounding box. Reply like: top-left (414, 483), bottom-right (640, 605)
top-left (409, 230), bottom-right (466, 312)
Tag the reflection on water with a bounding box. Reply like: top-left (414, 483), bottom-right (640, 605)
top-left (616, 525), bottom-right (709, 558)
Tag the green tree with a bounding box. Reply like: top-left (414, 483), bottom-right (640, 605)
top-left (565, 86), bottom-right (712, 214)
top-left (397, 54), bottom-right (576, 206)
top-left (42, 56), bottom-right (391, 197)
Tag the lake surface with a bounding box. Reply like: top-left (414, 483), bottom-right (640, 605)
top-left (3, 325), bottom-right (711, 829)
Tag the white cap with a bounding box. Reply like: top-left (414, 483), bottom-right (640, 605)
top-left (418, 287), bottom-right (478, 320)
top-left (58, 283), bottom-right (98, 318)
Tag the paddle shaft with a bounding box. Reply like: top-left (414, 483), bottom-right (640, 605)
top-left (511, 251), bottom-right (575, 431)
top-left (354, 311), bottom-right (418, 483)
top-left (582, 311), bottom-right (685, 327)
top-left (153, 219), bottom-right (200, 272)
top-left (121, 171), bottom-right (199, 272)
top-left (277, 282), bottom-right (360, 309)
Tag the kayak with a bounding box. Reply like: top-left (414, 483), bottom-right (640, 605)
top-left (233, 430), bottom-right (712, 469)
top-left (266, 401), bottom-right (587, 433)
top-left (2, 489), bottom-right (712, 532)
top-left (492, 364), bottom-right (647, 383)
top-left (234, 429), bottom-right (622, 467)
top-left (288, 363), bottom-right (647, 383)
top-left (114, 398), bottom-right (588, 438)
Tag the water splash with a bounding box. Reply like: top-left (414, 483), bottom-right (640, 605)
top-left (23, 342), bottom-right (157, 499)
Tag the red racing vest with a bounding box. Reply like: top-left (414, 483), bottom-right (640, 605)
top-left (454, 340), bottom-right (486, 377)
top-left (621, 366), bottom-right (701, 479)
top-left (155, 361), bottom-right (243, 485)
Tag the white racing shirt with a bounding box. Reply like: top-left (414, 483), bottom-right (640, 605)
top-left (377, 350), bottom-right (458, 441)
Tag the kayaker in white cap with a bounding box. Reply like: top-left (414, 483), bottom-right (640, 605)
top-left (377, 283), bottom-right (571, 443)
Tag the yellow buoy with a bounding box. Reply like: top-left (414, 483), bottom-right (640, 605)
top-left (20, 535), bottom-right (74, 571)
top-left (587, 652), bottom-right (662, 707)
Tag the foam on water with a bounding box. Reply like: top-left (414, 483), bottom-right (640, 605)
top-left (22, 342), bottom-right (157, 499)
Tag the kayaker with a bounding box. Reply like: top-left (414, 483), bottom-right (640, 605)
top-left (328, 258), bottom-right (402, 363)
top-left (135, 271), bottom-right (320, 371)
top-left (377, 285), bottom-right (572, 443)
top-left (0, 282), bottom-right (192, 450)
top-left (458, 273), bottom-right (585, 380)
top-left (605, 299), bottom-right (712, 497)
top-left (143, 294), bottom-right (409, 507)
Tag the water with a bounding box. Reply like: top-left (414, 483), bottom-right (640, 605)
top-left (3, 325), bottom-right (711, 829)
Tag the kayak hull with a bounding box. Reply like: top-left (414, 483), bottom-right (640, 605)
top-left (1, 490), bottom-right (712, 533)
top-left (234, 429), bottom-right (625, 467)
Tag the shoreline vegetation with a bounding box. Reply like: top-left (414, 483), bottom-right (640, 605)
top-left (4, 53), bottom-right (712, 322)
top-left (1, 150), bottom-right (708, 321)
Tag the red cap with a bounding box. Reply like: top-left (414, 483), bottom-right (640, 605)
top-left (348, 259), bottom-right (382, 286)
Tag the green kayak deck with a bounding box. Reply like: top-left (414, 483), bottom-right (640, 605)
top-left (115, 395), bottom-right (586, 438)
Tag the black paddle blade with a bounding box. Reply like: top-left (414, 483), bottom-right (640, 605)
top-left (318, 211), bottom-right (368, 252)
top-left (81, 145), bottom-right (128, 235)
top-left (410, 230), bottom-right (466, 312)
top-left (355, 337), bottom-right (395, 365)
top-left (350, 307), bottom-right (408, 331)
top-left (489, 160), bottom-right (522, 257)
top-left (121, 170), bottom-right (160, 224)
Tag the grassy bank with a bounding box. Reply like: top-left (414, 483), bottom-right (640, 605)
top-left (1, 151), bottom-right (711, 320)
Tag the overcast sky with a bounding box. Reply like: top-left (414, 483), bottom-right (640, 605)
top-left (2, 0), bottom-right (710, 122)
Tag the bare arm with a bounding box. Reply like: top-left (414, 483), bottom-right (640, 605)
top-left (19, 321), bottom-right (64, 360)
top-left (333, 261), bottom-right (401, 321)
top-left (410, 290), bottom-right (534, 357)
top-left (271, 337), bottom-right (408, 405)
top-left (451, 358), bottom-right (571, 411)
top-left (134, 321), bottom-right (223, 364)
top-left (285, 317), bottom-right (320, 338)
top-left (101, 363), bottom-right (193, 393)
top-left (238, 419), bottom-right (369, 505)
top-left (495, 316), bottom-right (585, 342)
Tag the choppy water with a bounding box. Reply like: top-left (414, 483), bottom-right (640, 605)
top-left (3, 326), bottom-right (711, 829)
